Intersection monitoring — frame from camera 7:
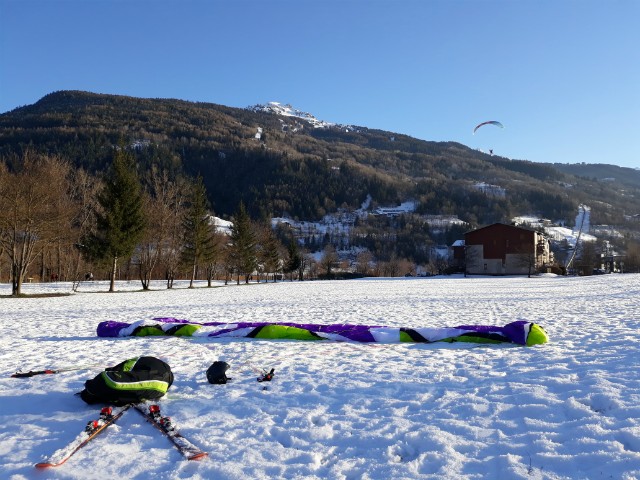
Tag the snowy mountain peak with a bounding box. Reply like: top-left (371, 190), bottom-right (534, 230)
top-left (248, 102), bottom-right (335, 128)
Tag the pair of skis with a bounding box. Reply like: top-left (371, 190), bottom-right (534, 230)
top-left (35, 404), bottom-right (207, 468)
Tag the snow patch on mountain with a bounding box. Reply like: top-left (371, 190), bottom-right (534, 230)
top-left (248, 102), bottom-right (335, 129)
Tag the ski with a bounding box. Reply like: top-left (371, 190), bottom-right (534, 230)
top-left (35, 405), bottom-right (131, 468)
top-left (134, 404), bottom-right (208, 460)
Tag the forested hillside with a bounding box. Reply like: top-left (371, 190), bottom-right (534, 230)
top-left (3, 90), bottom-right (638, 227)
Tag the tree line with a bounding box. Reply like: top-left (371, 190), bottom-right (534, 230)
top-left (2, 150), bottom-right (489, 296)
top-left (1, 148), bottom-right (487, 296)
top-left (2, 148), bottom-right (638, 295)
top-left (0, 149), bottom-right (308, 296)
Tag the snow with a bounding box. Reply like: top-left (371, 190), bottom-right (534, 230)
top-left (575, 205), bottom-right (591, 234)
top-left (473, 182), bottom-right (506, 197)
top-left (2, 274), bottom-right (640, 479)
top-left (513, 208), bottom-right (598, 248)
top-left (248, 102), bottom-right (336, 129)
top-left (545, 226), bottom-right (597, 246)
top-left (372, 201), bottom-right (417, 216)
top-left (210, 215), bottom-right (233, 235)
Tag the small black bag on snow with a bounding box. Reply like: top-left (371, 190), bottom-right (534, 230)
top-left (80, 356), bottom-right (174, 406)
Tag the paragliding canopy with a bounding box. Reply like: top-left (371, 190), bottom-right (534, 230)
top-left (473, 120), bottom-right (504, 134)
top-left (96, 318), bottom-right (549, 346)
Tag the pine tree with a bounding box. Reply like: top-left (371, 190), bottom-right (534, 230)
top-left (284, 237), bottom-right (302, 280)
top-left (181, 176), bottom-right (217, 288)
top-left (84, 147), bottom-right (146, 292)
top-left (229, 201), bottom-right (258, 284)
top-left (259, 224), bottom-right (281, 282)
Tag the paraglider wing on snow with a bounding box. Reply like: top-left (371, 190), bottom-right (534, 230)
top-left (97, 318), bottom-right (548, 346)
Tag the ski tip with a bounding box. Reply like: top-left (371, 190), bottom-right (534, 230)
top-left (35, 462), bottom-right (57, 468)
top-left (187, 452), bottom-right (209, 461)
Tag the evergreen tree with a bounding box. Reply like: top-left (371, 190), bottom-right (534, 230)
top-left (284, 237), bottom-right (302, 280)
top-left (259, 224), bottom-right (281, 282)
top-left (84, 147), bottom-right (146, 292)
top-left (181, 176), bottom-right (217, 288)
top-left (229, 201), bottom-right (258, 284)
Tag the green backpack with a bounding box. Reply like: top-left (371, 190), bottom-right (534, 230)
top-left (79, 356), bottom-right (173, 406)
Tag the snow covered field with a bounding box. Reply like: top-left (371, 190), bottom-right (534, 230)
top-left (1, 274), bottom-right (639, 479)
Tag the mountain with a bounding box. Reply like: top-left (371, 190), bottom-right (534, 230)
top-left (247, 102), bottom-right (338, 129)
top-left (552, 162), bottom-right (640, 190)
top-left (1, 91), bottom-right (639, 237)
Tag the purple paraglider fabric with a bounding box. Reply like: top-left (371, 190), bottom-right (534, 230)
top-left (96, 318), bottom-right (547, 346)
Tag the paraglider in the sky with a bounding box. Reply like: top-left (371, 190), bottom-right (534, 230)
top-left (473, 120), bottom-right (504, 134)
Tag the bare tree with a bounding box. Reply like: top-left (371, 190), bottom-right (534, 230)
top-left (221, 243), bottom-right (235, 286)
top-left (141, 172), bottom-right (188, 289)
top-left (0, 153), bottom-right (73, 295)
top-left (69, 168), bottom-right (101, 291)
top-left (398, 258), bottom-right (416, 277)
top-left (319, 244), bottom-right (339, 277)
top-left (463, 244), bottom-right (482, 277)
top-left (355, 250), bottom-right (373, 276)
top-left (0, 243), bottom-right (5, 282)
top-left (512, 249), bottom-right (537, 278)
top-left (136, 168), bottom-right (186, 290)
top-left (298, 249), bottom-right (310, 281)
top-left (304, 251), bottom-right (318, 280)
top-left (380, 255), bottom-right (403, 277)
top-left (161, 194), bottom-right (187, 289)
top-left (433, 256), bottom-right (450, 276)
top-left (576, 240), bottom-right (598, 275)
top-left (623, 241), bottom-right (640, 273)
top-left (204, 227), bottom-right (227, 287)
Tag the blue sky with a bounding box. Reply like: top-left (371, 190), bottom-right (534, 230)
top-left (1, 0), bottom-right (638, 169)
